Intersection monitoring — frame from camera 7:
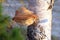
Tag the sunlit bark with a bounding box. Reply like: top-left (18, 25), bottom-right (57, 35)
top-left (27, 0), bottom-right (54, 40)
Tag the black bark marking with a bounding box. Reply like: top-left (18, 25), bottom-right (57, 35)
top-left (27, 23), bottom-right (37, 40)
top-left (27, 23), bottom-right (46, 40)
top-left (48, 5), bottom-right (52, 9)
top-left (38, 25), bottom-right (46, 40)
top-left (48, 0), bottom-right (54, 9)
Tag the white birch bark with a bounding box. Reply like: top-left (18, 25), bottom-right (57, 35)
top-left (27, 0), bottom-right (54, 40)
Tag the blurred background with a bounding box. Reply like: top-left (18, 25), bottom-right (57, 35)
top-left (52, 0), bottom-right (60, 40)
top-left (0, 0), bottom-right (60, 40)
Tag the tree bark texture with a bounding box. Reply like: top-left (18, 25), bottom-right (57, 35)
top-left (27, 0), bottom-right (54, 40)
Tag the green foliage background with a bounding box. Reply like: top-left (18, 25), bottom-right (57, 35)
top-left (0, 2), bottom-right (25, 40)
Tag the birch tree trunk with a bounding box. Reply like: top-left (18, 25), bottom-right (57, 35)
top-left (27, 0), bottom-right (54, 40)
